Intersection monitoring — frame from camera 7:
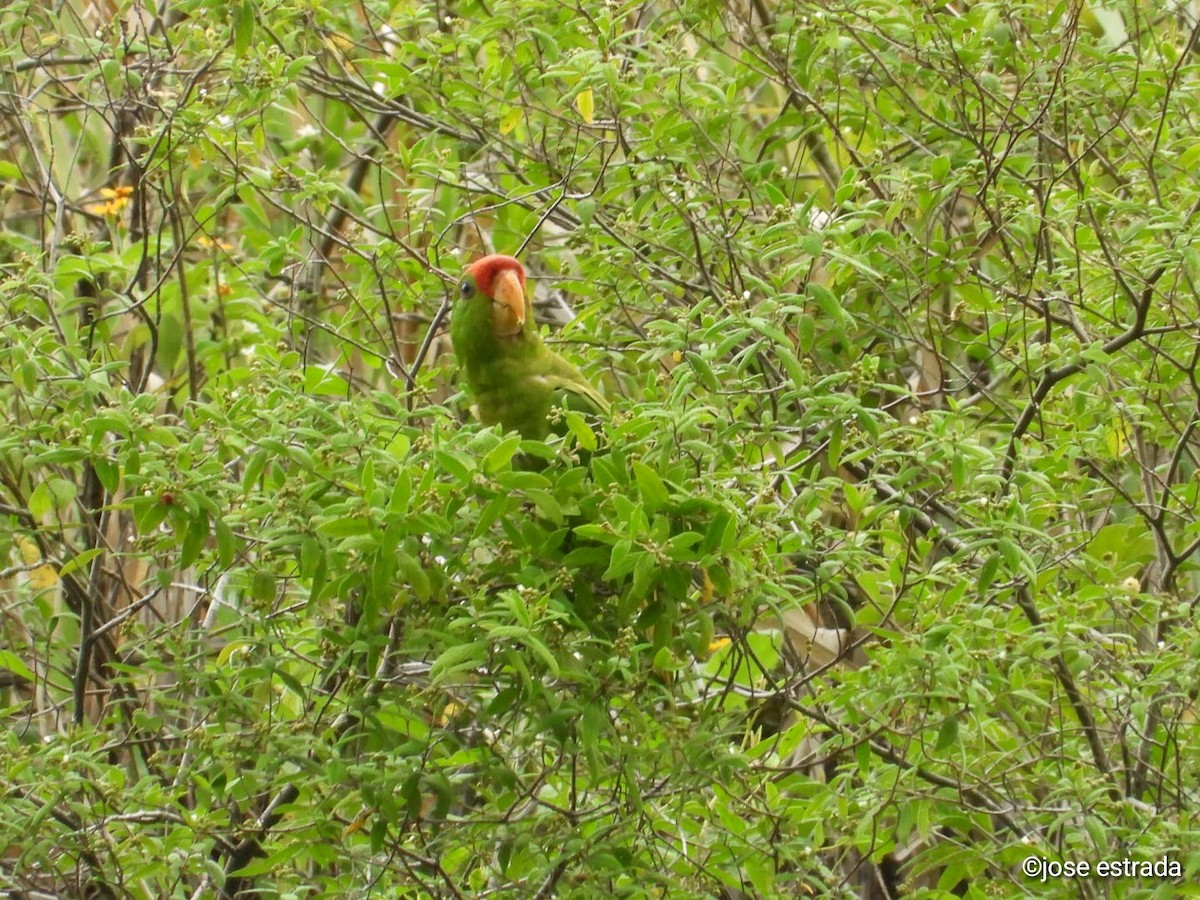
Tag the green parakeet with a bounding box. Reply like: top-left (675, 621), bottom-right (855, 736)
top-left (450, 254), bottom-right (608, 439)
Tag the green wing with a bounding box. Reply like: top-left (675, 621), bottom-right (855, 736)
top-left (466, 349), bottom-right (607, 440)
top-left (516, 350), bottom-right (608, 440)
top-left (541, 352), bottom-right (609, 418)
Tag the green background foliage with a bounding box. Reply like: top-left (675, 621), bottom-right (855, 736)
top-left (1, 0), bottom-right (1198, 896)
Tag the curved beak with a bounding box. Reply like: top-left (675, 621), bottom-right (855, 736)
top-left (491, 268), bottom-right (526, 336)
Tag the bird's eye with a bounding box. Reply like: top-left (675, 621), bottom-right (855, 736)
top-left (459, 279), bottom-right (475, 299)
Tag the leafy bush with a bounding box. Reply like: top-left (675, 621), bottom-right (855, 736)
top-left (1, 0), bottom-right (1198, 896)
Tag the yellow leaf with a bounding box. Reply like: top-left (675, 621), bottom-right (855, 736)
top-left (499, 107), bottom-right (522, 135)
top-left (1105, 422), bottom-right (1128, 458)
top-left (17, 537), bottom-right (40, 566)
top-left (437, 701), bottom-right (461, 726)
top-left (342, 808), bottom-right (370, 836)
top-left (574, 87), bottom-right (594, 124)
top-left (29, 564), bottom-right (58, 589)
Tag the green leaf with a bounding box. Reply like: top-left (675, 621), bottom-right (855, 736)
top-left (305, 365), bottom-right (350, 397)
top-left (396, 551), bottom-right (431, 601)
top-left (435, 450), bottom-right (474, 483)
top-left (0, 650), bottom-right (35, 682)
top-left (28, 482), bottom-right (53, 520)
top-left (317, 517), bottom-right (372, 537)
top-left (564, 411), bottom-right (598, 451)
top-left (431, 641), bottom-right (487, 682)
top-left (525, 489), bottom-right (563, 525)
top-left (483, 434), bottom-right (522, 473)
top-left (517, 632), bottom-right (559, 676)
top-left (935, 716), bottom-right (959, 752)
top-left (242, 448), bottom-right (269, 493)
top-left (251, 571), bottom-right (276, 602)
top-left (59, 548), bottom-right (104, 578)
top-left (977, 553), bottom-right (1001, 595)
top-left (685, 351), bottom-right (721, 392)
top-left (632, 460), bottom-right (668, 510)
top-left (92, 457), bottom-right (120, 493)
top-left (33, 448), bottom-right (87, 465)
top-left (214, 517), bottom-right (236, 568)
top-left (1178, 143), bottom-right (1200, 171)
top-left (233, 0), bottom-right (255, 58)
top-left (604, 539), bottom-right (638, 580)
top-left (133, 497), bottom-right (171, 535)
top-left (180, 514), bottom-right (209, 568)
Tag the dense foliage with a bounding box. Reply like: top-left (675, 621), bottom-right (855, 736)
top-left (1, 0), bottom-right (1199, 896)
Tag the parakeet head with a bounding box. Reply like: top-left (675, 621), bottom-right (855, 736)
top-left (458, 254), bottom-right (528, 338)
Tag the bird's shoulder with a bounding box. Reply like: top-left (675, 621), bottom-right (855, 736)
top-left (536, 350), bottom-right (609, 415)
